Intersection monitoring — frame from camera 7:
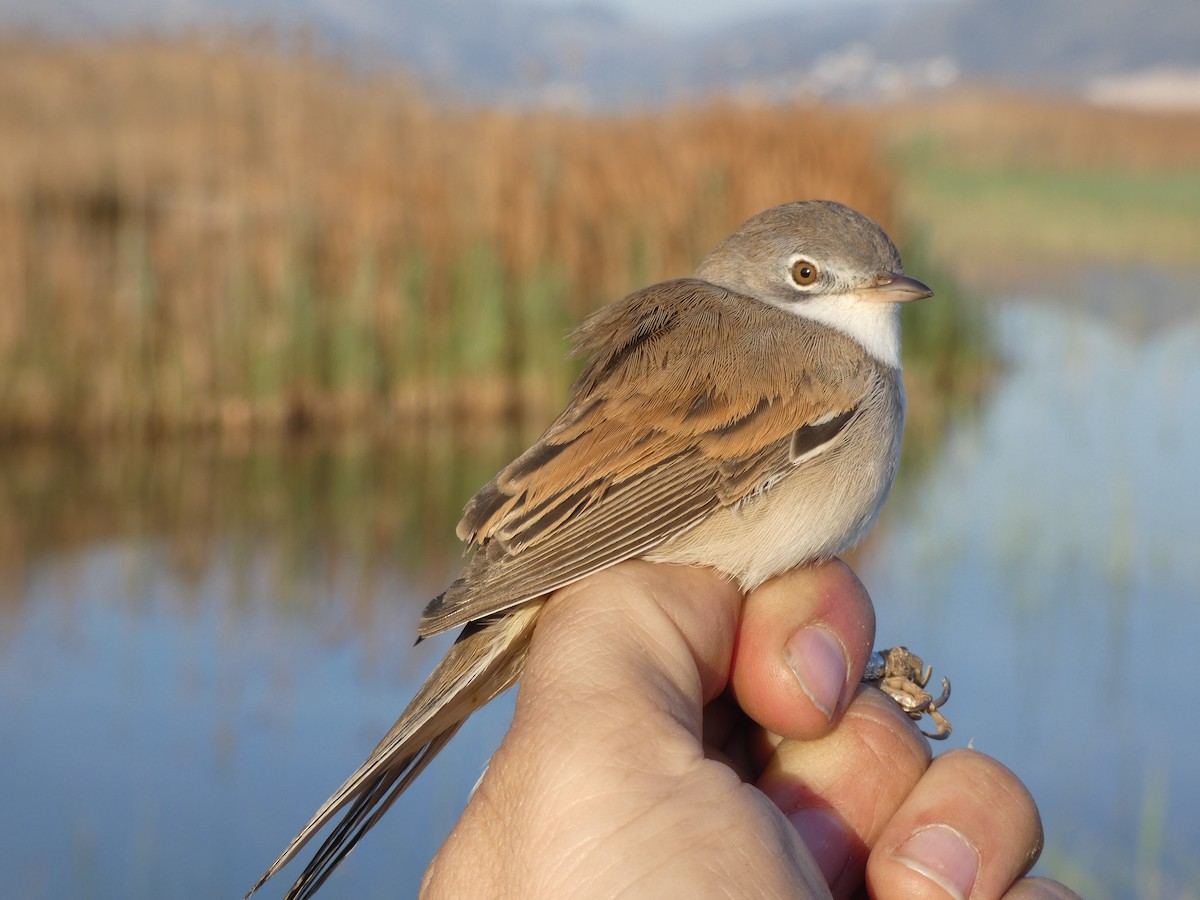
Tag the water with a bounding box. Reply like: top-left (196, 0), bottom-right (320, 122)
top-left (863, 283), bottom-right (1200, 898)
top-left (2, 275), bottom-right (1198, 899)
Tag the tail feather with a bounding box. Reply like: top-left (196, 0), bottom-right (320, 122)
top-left (246, 600), bottom-right (546, 899)
top-left (282, 730), bottom-right (459, 900)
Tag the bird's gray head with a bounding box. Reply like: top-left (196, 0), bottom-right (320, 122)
top-left (694, 200), bottom-right (932, 368)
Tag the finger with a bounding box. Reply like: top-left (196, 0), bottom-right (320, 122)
top-left (755, 687), bottom-right (932, 896)
top-left (732, 559), bottom-right (876, 740)
top-left (867, 749), bottom-right (1045, 900)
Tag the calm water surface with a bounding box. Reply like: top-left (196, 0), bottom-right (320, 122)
top-left (3, 273), bottom-right (1198, 899)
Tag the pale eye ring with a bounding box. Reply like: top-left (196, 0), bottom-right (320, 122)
top-left (790, 258), bottom-right (819, 287)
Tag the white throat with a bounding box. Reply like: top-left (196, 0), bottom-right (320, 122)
top-left (789, 296), bottom-right (903, 369)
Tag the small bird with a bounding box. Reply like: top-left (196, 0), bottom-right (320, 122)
top-left (248, 199), bottom-right (935, 899)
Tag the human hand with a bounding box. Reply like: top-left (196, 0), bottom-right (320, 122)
top-left (421, 560), bottom-right (1078, 899)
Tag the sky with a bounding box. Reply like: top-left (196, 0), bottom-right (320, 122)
top-left (521, 0), bottom-right (830, 29)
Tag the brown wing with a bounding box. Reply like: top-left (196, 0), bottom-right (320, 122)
top-left (419, 279), bottom-right (872, 637)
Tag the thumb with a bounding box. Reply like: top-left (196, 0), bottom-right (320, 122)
top-left (516, 561), bottom-right (744, 743)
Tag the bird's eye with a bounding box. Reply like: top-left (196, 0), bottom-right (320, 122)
top-left (790, 259), bottom-right (819, 287)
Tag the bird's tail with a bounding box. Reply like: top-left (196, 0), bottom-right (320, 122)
top-left (246, 599), bottom-right (545, 900)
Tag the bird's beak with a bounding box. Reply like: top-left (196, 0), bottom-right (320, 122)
top-left (857, 273), bottom-right (934, 304)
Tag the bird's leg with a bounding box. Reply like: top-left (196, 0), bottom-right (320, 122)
top-left (862, 646), bottom-right (952, 739)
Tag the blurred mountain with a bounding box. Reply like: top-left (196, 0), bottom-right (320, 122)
top-left (884, 0), bottom-right (1200, 83)
top-left (2, 0), bottom-right (1197, 106)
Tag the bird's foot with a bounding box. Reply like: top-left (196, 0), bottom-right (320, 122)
top-left (863, 646), bottom-right (952, 739)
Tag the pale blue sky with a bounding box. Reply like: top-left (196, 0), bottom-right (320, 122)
top-left (522, 0), bottom-right (837, 29)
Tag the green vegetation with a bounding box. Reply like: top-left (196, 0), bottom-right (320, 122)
top-left (887, 93), bottom-right (1200, 278)
top-left (900, 158), bottom-right (1200, 271)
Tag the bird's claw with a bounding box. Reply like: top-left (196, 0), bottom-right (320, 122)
top-left (863, 646), bottom-right (953, 740)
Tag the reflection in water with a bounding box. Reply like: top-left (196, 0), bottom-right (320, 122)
top-left (3, 283), bottom-right (1199, 899)
top-left (0, 426), bottom-right (532, 618)
top-left (0, 428), bottom-right (534, 900)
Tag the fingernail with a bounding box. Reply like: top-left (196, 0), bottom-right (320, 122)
top-left (784, 624), bottom-right (848, 720)
top-left (891, 823), bottom-right (980, 900)
top-left (788, 807), bottom-right (852, 887)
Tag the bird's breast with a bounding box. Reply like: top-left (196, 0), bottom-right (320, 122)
top-left (645, 369), bottom-right (905, 590)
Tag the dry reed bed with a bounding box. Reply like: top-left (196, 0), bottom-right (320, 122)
top-left (0, 35), bottom-right (896, 439)
top-left (891, 88), bottom-right (1200, 170)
